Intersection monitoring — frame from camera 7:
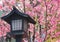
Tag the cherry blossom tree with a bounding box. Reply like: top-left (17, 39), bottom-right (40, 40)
top-left (0, 0), bottom-right (60, 42)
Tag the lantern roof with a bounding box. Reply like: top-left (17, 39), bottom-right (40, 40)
top-left (1, 6), bottom-right (36, 24)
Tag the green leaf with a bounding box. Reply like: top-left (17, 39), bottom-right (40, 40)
top-left (0, 10), bottom-right (3, 17)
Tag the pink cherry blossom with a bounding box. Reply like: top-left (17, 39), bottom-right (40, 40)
top-left (38, 0), bottom-right (42, 3)
top-left (0, 0), bottom-right (60, 42)
top-left (0, 5), bottom-right (3, 10)
top-left (56, 39), bottom-right (60, 42)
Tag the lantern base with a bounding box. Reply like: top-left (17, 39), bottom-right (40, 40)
top-left (15, 35), bottom-right (23, 42)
